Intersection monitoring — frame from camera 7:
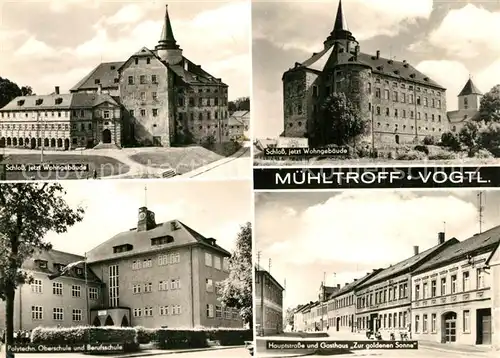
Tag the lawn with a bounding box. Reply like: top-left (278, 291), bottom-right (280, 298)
top-left (1, 154), bottom-right (130, 180)
top-left (129, 146), bottom-right (232, 175)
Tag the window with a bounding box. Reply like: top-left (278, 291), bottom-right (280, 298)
top-left (89, 287), bottom-right (98, 300)
top-left (463, 310), bottom-right (470, 333)
top-left (205, 253), bottom-right (212, 267)
top-left (152, 92), bottom-right (157, 101)
top-left (144, 307), bottom-right (153, 317)
top-left (476, 268), bottom-right (485, 289)
top-left (140, 75), bottom-right (146, 84)
top-left (133, 284), bottom-right (141, 294)
top-left (159, 280), bottom-right (168, 291)
top-left (31, 279), bottom-right (43, 294)
top-left (206, 279), bottom-right (214, 292)
top-left (375, 88), bottom-right (381, 98)
top-left (422, 314), bottom-right (428, 333)
top-left (431, 313), bottom-right (436, 333)
top-left (32, 306), bottom-right (43, 320)
top-left (214, 256), bottom-right (221, 270)
top-left (170, 279), bottom-right (180, 290)
top-left (159, 306), bottom-right (169, 316)
top-left (431, 280), bottom-right (436, 298)
top-left (146, 58), bottom-right (151, 65)
top-left (153, 109), bottom-right (158, 117)
top-left (133, 308), bottom-right (142, 317)
top-left (132, 260), bottom-right (142, 270)
top-left (415, 315), bottom-right (420, 333)
top-left (140, 109), bottom-right (146, 116)
top-left (384, 89), bottom-right (389, 100)
top-left (463, 271), bottom-right (470, 291)
top-left (393, 91), bottom-right (398, 101)
top-left (72, 309), bottom-right (82, 322)
top-left (385, 108), bottom-right (389, 116)
top-left (415, 284), bottom-right (420, 300)
top-left (464, 97), bottom-right (468, 109)
top-left (109, 265), bottom-right (119, 307)
top-left (376, 106), bottom-right (381, 115)
top-left (223, 257), bottom-right (229, 271)
top-left (441, 278), bottom-right (446, 295)
top-left (152, 75), bottom-right (157, 83)
top-left (103, 110), bottom-right (110, 119)
top-left (173, 305), bottom-right (182, 315)
top-left (215, 305), bottom-right (222, 318)
top-left (207, 304), bottom-right (214, 318)
top-left (143, 259), bottom-right (152, 268)
top-left (128, 76), bottom-right (134, 85)
top-left (451, 274), bottom-right (457, 294)
top-left (53, 308), bottom-right (64, 321)
top-left (72, 285), bottom-right (81, 298)
top-left (135, 58), bottom-right (139, 65)
top-left (53, 282), bottom-right (63, 296)
top-left (140, 92), bottom-right (146, 101)
top-left (144, 282), bottom-right (152, 293)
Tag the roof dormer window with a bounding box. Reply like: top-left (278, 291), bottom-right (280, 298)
top-left (54, 263), bottom-right (65, 272)
top-left (55, 98), bottom-right (63, 105)
top-left (170, 222), bottom-right (179, 231)
top-left (17, 100), bottom-right (25, 106)
top-left (35, 99), bottom-right (43, 106)
top-left (36, 260), bottom-right (48, 269)
top-left (110, 65), bottom-right (116, 70)
top-left (151, 235), bottom-right (174, 246)
top-left (113, 243), bottom-right (133, 253)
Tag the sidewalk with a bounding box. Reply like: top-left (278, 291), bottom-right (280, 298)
top-left (117, 345), bottom-right (244, 357)
top-left (419, 341), bottom-right (496, 356)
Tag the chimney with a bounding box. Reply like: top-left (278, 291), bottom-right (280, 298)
top-left (97, 83), bottom-right (102, 94)
top-left (55, 86), bottom-right (60, 95)
top-left (438, 232), bottom-right (445, 245)
top-left (376, 50), bottom-right (380, 59)
top-left (354, 279), bottom-right (358, 282)
top-left (344, 282), bottom-right (348, 287)
top-left (336, 284), bottom-right (340, 289)
top-left (413, 245), bottom-right (419, 256)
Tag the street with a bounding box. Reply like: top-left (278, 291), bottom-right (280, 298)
top-left (1, 347), bottom-right (248, 358)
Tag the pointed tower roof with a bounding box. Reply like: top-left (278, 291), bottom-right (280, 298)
top-left (325, 0), bottom-right (356, 46)
top-left (156, 5), bottom-right (180, 50)
top-left (458, 78), bottom-right (482, 96)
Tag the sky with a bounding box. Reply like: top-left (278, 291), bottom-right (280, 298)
top-left (255, 189), bottom-right (500, 310)
top-left (39, 180), bottom-right (251, 256)
top-left (253, 0), bottom-right (500, 138)
top-left (0, 0), bottom-right (250, 100)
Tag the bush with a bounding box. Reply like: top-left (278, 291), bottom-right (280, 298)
top-left (395, 150), bottom-right (427, 160)
top-left (31, 326), bottom-right (139, 352)
top-left (423, 135), bottom-right (436, 145)
top-left (136, 326), bottom-right (157, 344)
top-left (155, 328), bottom-right (253, 350)
top-left (440, 132), bottom-right (461, 151)
top-left (414, 145), bottom-right (429, 155)
top-left (428, 150), bottom-right (458, 160)
top-left (474, 149), bottom-right (494, 159)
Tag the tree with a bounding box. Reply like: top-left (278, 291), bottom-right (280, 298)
top-left (440, 132), bottom-right (461, 152)
top-left (479, 84), bottom-right (500, 123)
top-left (217, 222), bottom-right (252, 328)
top-left (0, 184), bottom-right (84, 352)
top-left (0, 77), bottom-right (22, 109)
top-left (458, 121), bottom-right (481, 156)
top-left (228, 97), bottom-right (250, 113)
top-left (21, 86), bottom-right (34, 96)
top-left (478, 122), bottom-right (500, 157)
top-left (317, 92), bottom-right (367, 146)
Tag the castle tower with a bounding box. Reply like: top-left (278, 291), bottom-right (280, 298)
top-left (324, 0), bottom-right (359, 55)
top-left (155, 5), bottom-right (183, 65)
top-left (458, 77), bottom-right (482, 111)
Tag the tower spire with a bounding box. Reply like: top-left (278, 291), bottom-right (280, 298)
top-left (156, 4), bottom-right (179, 50)
top-left (333, 0), bottom-right (347, 32)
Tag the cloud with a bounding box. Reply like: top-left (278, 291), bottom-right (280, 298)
top-left (428, 4), bottom-right (500, 59)
top-left (48, 0), bottom-right (100, 13)
top-left (253, 0), bottom-right (433, 53)
top-left (104, 4), bottom-right (146, 25)
top-left (14, 37), bottom-right (58, 58)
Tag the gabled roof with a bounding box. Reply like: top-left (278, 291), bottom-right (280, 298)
top-left (70, 61), bottom-right (123, 92)
top-left (23, 249), bottom-right (101, 283)
top-left (357, 238), bottom-right (459, 289)
top-left (0, 93), bottom-right (119, 111)
top-left (255, 264), bottom-right (285, 291)
top-left (328, 269), bottom-right (383, 300)
top-left (228, 117), bottom-right (244, 126)
top-left (458, 78), bottom-right (482, 97)
top-left (231, 110), bottom-right (250, 119)
top-left (414, 225), bottom-right (500, 275)
top-left (447, 109), bottom-right (480, 123)
top-left (87, 217), bottom-right (230, 263)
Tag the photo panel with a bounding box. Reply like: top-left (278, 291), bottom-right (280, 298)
top-left (0, 180), bottom-right (253, 356)
top-left (254, 189), bottom-right (500, 356)
top-left (253, 0), bottom-right (500, 166)
top-left (0, 0), bottom-right (251, 181)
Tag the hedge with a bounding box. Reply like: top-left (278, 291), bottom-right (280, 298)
top-left (31, 326), bottom-right (139, 352)
top-left (156, 328), bottom-right (253, 349)
top-left (135, 326), bottom-right (158, 344)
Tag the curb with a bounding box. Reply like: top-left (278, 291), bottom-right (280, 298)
top-left (119, 345), bottom-right (245, 357)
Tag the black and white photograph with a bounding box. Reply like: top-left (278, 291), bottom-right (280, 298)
top-left (254, 190), bottom-right (500, 357)
top-left (253, 0), bottom-right (500, 165)
top-left (0, 0), bottom-right (251, 180)
top-left (0, 181), bottom-right (253, 357)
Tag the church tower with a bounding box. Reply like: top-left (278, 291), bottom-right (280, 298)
top-left (155, 5), bottom-right (183, 65)
top-left (324, 0), bottom-right (359, 55)
top-left (458, 77), bottom-right (482, 111)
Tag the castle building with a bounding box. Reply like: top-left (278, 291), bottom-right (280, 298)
top-left (255, 265), bottom-right (284, 336)
top-left (0, 5), bottom-right (230, 149)
top-left (411, 227), bottom-right (500, 346)
top-left (447, 78), bottom-right (483, 133)
top-left (0, 207), bottom-right (243, 331)
top-left (282, 0), bottom-right (448, 146)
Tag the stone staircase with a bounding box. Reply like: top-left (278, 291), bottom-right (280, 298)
top-left (93, 142), bottom-right (121, 150)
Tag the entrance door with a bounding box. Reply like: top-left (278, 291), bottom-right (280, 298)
top-left (395, 134), bottom-right (400, 144)
top-left (336, 317), bottom-right (340, 331)
top-left (477, 309), bottom-right (492, 345)
top-left (102, 129), bottom-right (112, 144)
top-left (443, 312), bottom-right (456, 343)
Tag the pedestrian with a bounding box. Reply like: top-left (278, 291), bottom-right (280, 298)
top-left (93, 170), bottom-right (98, 179)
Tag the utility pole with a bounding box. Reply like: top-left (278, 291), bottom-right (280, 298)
top-left (144, 185), bottom-right (148, 207)
top-left (257, 251), bottom-right (261, 269)
top-left (268, 258), bottom-right (271, 273)
top-left (478, 192), bottom-right (484, 233)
